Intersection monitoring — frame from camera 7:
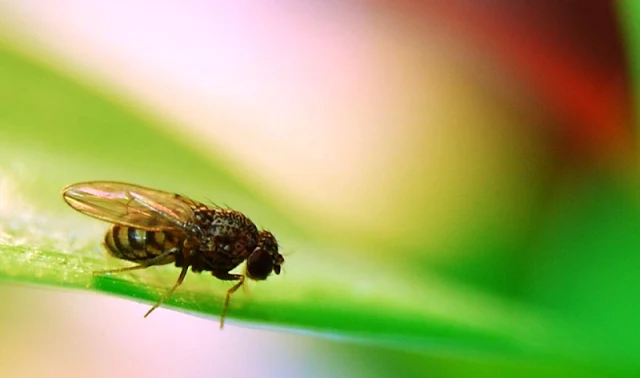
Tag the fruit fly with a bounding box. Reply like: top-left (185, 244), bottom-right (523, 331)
top-left (62, 181), bottom-right (284, 329)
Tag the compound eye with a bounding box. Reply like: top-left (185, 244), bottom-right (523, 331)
top-left (246, 248), bottom-right (273, 280)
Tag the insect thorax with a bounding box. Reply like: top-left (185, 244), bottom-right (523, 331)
top-left (193, 208), bottom-right (259, 263)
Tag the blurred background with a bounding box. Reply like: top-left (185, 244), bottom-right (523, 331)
top-left (0, 1), bottom-right (639, 377)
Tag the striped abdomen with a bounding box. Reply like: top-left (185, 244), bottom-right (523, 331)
top-left (104, 225), bottom-right (183, 263)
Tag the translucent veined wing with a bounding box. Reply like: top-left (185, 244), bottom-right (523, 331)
top-left (62, 181), bottom-right (201, 232)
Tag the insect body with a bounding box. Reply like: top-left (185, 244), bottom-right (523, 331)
top-left (62, 181), bottom-right (284, 328)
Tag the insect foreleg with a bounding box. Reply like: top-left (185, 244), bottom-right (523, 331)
top-left (213, 272), bottom-right (245, 329)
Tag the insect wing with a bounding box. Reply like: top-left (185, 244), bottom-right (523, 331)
top-left (62, 181), bottom-right (197, 231)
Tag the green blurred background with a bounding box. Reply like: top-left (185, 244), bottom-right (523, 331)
top-left (0, 1), bottom-right (639, 377)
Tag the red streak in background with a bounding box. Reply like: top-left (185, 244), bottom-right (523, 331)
top-left (380, 1), bottom-right (635, 163)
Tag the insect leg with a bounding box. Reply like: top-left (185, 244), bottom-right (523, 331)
top-left (214, 273), bottom-right (245, 329)
top-left (143, 264), bottom-right (189, 318)
top-left (92, 248), bottom-right (178, 276)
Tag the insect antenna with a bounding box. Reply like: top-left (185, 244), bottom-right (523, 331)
top-left (278, 245), bottom-right (293, 276)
